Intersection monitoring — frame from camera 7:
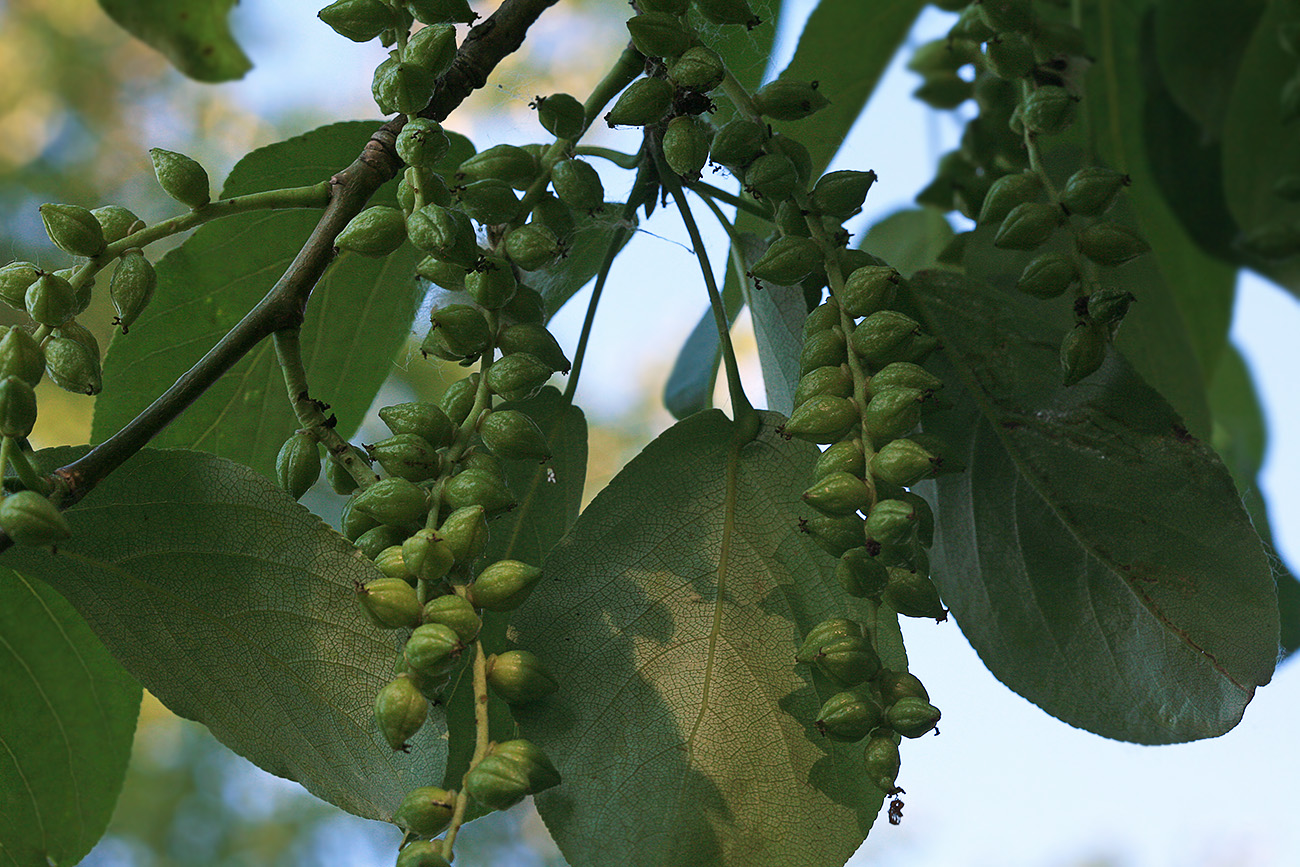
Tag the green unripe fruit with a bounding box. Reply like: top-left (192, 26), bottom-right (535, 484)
top-left (352, 477), bottom-right (430, 526)
top-left (25, 273), bottom-right (77, 327)
top-left (0, 377), bottom-right (37, 438)
top-left (50, 270), bottom-right (91, 319)
top-left (799, 326), bottom-right (847, 376)
top-left (978, 170), bottom-right (1043, 225)
top-left (1030, 18), bottom-right (1087, 56)
top-left (811, 170), bottom-right (877, 218)
top-left (404, 23), bottom-right (457, 75)
top-left (887, 696), bottom-right (941, 738)
top-left (863, 736), bottom-right (902, 794)
top-left (781, 394), bottom-right (858, 444)
top-left (605, 77), bottom-right (674, 127)
top-left (950, 5), bottom-right (996, 42)
top-left (1017, 252), bottom-right (1078, 299)
top-left (463, 755), bottom-right (531, 811)
top-left (375, 675), bottom-right (428, 751)
top-left (663, 115), bottom-right (713, 178)
top-left (53, 322), bottom-right (99, 360)
top-left (864, 386), bottom-right (927, 444)
top-left (318, 0), bottom-right (393, 41)
top-left (395, 841), bottom-right (451, 867)
top-left (401, 169), bottom-right (452, 213)
top-left (754, 79), bottom-right (829, 121)
top-left (793, 365), bottom-right (853, 408)
top-left (1086, 288), bottom-right (1136, 329)
top-left (341, 497), bottom-right (380, 542)
top-left (899, 490), bottom-right (935, 547)
top-left (357, 577), bottom-right (422, 629)
top-left (430, 303), bottom-right (491, 357)
top-left (866, 362), bottom-right (943, 398)
top-left (815, 634), bottom-right (881, 687)
top-left (372, 57), bottom-right (435, 115)
top-left (884, 567), bottom-right (947, 621)
top-left (369, 433), bottom-right (440, 482)
top-left (1077, 221), bottom-right (1150, 266)
top-left (393, 785), bottom-right (456, 836)
top-left (802, 298), bottom-right (841, 338)
top-left (403, 528), bottom-right (456, 583)
top-left (751, 236), bottom-right (822, 285)
top-left (801, 471), bottom-right (871, 517)
top-left (815, 438), bottom-right (866, 481)
top-left (336, 206), bottom-right (407, 257)
top-left (795, 618), bottom-right (862, 664)
top-left (816, 690), bottom-right (884, 742)
top-left (149, 148), bottom-right (210, 209)
top-left (1059, 166), bottom-right (1129, 216)
top-left (405, 622), bottom-right (463, 677)
top-left (498, 323), bottom-right (570, 374)
top-left (669, 45), bottom-right (725, 91)
top-left (487, 649), bottom-right (559, 703)
top-left (0, 491), bottom-right (71, 547)
top-left (504, 223), bottom-right (562, 271)
top-left (467, 559), bottom-right (543, 611)
top-left (870, 438), bottom-right (942, 487)
top-left (1060, 323), bottom-right (1107, 386)
top-left (354, 524), bottom-right (406, 560)
top-left (709, 118), bottom-right (767, 170)
top-left (91, 205), bottom-right (143, 245)
top-left (878, 669), bottom-right (930, 705)
top-left (44, 335), bottom-right (101, 395)
top-left (695, 0), bottom-right (760, 26)
top-left (839, 265), bottom-right (899, 318)
top-left (455, 179), bottom-right (522, 225)
top-left (801, 512), bottom-right (866, 557)
top-left (485, 354), bottom-right (552, 402)
top-left (551, 159), bottom-right (605, 213)
top-left (457, 144), bottom-right (541, 190)
top-left (406, 0), bottom-right (477, 24)
top-left (421, 594), bottom-right (481, 642)
top-left (993, 201), bottom-right (1060, 250)
top-left (1021, 85), bottom-right (1076, 135)
top-left (531, 193), bottom-right (578, 244)
top-left (0, 263), bottom-right (39, 310)
top-left (442, 469), bottom-right (516, 516)
top-left (907, 36), bottom-right (977, 75)
top-left (416, 255), bottom-right (466, 289)
top-left (39, 204), bottom-right (105, 258)
top-left (986, 32), bottom-right (1036, 79)
top-left (373, 545), bottom-right (412, 581)
top-left (435, 506), bottom-right (488, 566)
top-left (439, 373), bottom-right (480, 426)
top-left (491, 739), bottom-right (562, 792)
top-left (0, 329), bottom-right (45, 388)
top-left (979, 0), bottom-right (1035, 33)
top-left (775, 200), bottom-right (811, 238)
top-left (397, 118), bottom-right (451, 169)
top-left (836, 547), bottom-right (890, 598)
top-left (109, 250), bottom-right (156, 332)
top-left (626, 11), bottom-right (694, 58)
top-left (744, 153), bottom-right (800, 201)
top-left (851, 311), bottom-right (937, 370)
top-left (380, 402), bottom-right (455, 448)
top-left (276, 431), bottom-right (322, 499)
top-left (407, 204), bottom-right (479, 266)
top-left (536, 92), bottom-right (586, 139)
top-left (914, 74), bottom-right (973, 110)
top-left (864, 498), bottom-right (918, 547)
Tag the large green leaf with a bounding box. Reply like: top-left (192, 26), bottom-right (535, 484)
top-left (513, 411), bottom-right (903, 867)
top-left (1153, 0), bottom-right (1264, 136)
top-left (2, 447), bottom-right (441, 821)
top-left (98, 0), bottom-right (250, 82)
top-left (859, 208), bottom-right (954, 278)
top-left (0, 571), bottom-right (141, 867)
top-left (93, 122), bottom-right (423, 481)
top-left (912, 269), bottom-right (1278, 743)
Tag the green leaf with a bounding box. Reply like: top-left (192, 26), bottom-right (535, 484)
top-left (98, 0), bottom-right (251, 82)
top-left (741, 235), bottom-right (809, 417)
top-left (3, 447), bottom-right (443, 821)
top-left (1153, 0), bottom-right (1264, 136)
top-left (774, 0), bottom-right (924, 176)
top-left (513, 411), bottom-right (901, 867)
top-left (93, 122), bottom-right (423, 481)
top-left (533, 206), bottom-right (635, 318)
top-left (859, 208), bottom-right (954, 278)
top-left (911, 269), bottom-right (1278, 743)
top-left (0, 571), bottom-right (141, 867)
top-left (441, 386), bottom-right (587, 796)
top-left (698, 0), bottom-right (783, 123)
top-left (664, 276), bottom-right (745, 420)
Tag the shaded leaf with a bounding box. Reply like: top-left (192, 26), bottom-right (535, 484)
top-left (664, 278), bottom-right (745, 420)
top-left (98, 0), bottom-right (251, 82)
top-left (534, 206), bottom-right (635, 318)
top-left (859, 208), bottom-right (954, 278)
top-left (514, 411), bottom-right (903, 867)
top-left (93, 122), bottom-right (424, 481)
top-left (1153, 0), bottom-right (1264, 136)
top-left (912, 269), bottom-right (1278, 743)
top-left (743, 240), bottom-right (809, 418)
top-left (3, 447), bottom-right (443, 821)
top-left (0, 571), bottom-right (141, 867)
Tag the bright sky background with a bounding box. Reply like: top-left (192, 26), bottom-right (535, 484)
top-left (110, 2), bottom-right (1300, 865)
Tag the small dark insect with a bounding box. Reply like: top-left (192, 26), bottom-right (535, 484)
top-left (888, 797), bottom-right (905, 825)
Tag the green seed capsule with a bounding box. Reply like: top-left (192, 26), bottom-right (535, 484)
top-left (536, 92), bottom-right (586, 139)
top-left (863, 736), bottom-right (902, 794)
top-left (395, 841), bottom-right (451, 867)
top-left (551, 159), bottom-right (605, 213)
top-left (467, 559), bottom-right (543, 611)
top-left (393, 785), bottom-right (456, 836)
top-left (1077, 221), bottom-right (1150, 266)
top-left (978, 170), bottom-right (1043, 225)
top-left (375, 675), bottom-right (428, 751)
top-left (669, 45), bottom-right (725, 91)
top-left (44, 335), bottom-right (101, 395)
top-left (811, 170), bottom-right (877, 218)
top-left (421, 594), bottom-right (481, 642)
top-left (1021, 85), bottom-right (1076, 135)
top-left (354, 524), bottom-right (406, 560)
top-left (405, 622), bottom-right (463, 677)
top-left (801, 471), bottom-right (872, 517)
top-left (397, 118), bottom-right (451, 169)
top-left (276, 431), bottom-right (322, 499)
top-left (0, 263), bottom-right (39, 310)
top-left (498, 323), bottom-right (570, 374)
top-left (39, 204), bottom-right (105, 258)
top-left (374, 545), bottom-right (413, 581)
top-left (463, 754), bottom-right (531, 811)
top-left (870, 438), bottom-right (942, 487)
top-left (864, 498), bottom-right (919, 548)
top-left (341, 497), bottom-right (380, 542)
top-left (695, 0), bottom-right (760, 26)
top-left (866, 362), bottom-right (942, 398)
top-left (626, 11), bottom-right (694, 58)
top-left (0, 329), bottom-right (45, 387)
top-left (491, 739), bottom-right (562, 793)
top-left (437, 505), bottom-right (490, 565)
top-left (836, 546), bottom-right (890, 598)
top-left (950, 5), bottom-right (996, 42)
top-left (502, 284), bottom-right (548, 325)
top-left (1060, 323), bottom-right (1107, 386)
top-left (91, 205), bottom-right (143, 245)
top-left (884, 565), bottom-right (947, 620)
top-left (709, 118), bottom-right (767, 170)
top-left (755, 79), bottom-right (829, 121)
top-left (149, 148), bottom-right (211, 208)
top-left (914, 74), bottom-right (973, 110)
top-left (439, 373), bottom-right (480, 427)
top-left (814, 634), bottom-right (881, 687)
top-left (457, 144), bottom-right (541, 190)
top-left (380, 402), bottom-right (455, 448)
top-left (372, 56), bottom-right (435, 115)
top-left (487, 649), bottom-right (559, 704)
top-left (1086, 288), bottom-right (1136, 329)
top-left (407, 204), bottom-right (480, 266)
top-left (765, 133), bottom-right (814, 185)
top-left (318, 0), bottom-right (393, 41)
top-left (816, 690), bottom-right (884, 741)
top-left (744, 153), bottom-right (800, 201)
top-left (985, 32), bottom-right (1036, 79)
top-left (455, 179), bottom-right (522, 225)
top-left (461, 259), bottom-right (516, 309)
top-left (369, 433), bottom-right (440, 482)
top-left (864, 387), bottom-right (926, 444)
top-left (801, 297), bottom-right (841, 337)
top-left (0, 491), bottom-right (71, 547)
top-left (793, 365), bottom-right (853, 408)
top-left (838, 265), bottom-right (900, 318)
top-left (887, 696), bottom-right (942, 738)
top-left (802, 512), bottom-right (866, 557)
top-left (485, 354), bottom-right (552, 402)
top-left (993, 201), bottom-right (1060, 250)
top-left (480, 408), bottom-right (552, 461)
top-left (504, 223), bottom-right (563, 271)
top-left (406, 0), bottom-right (477, 25)
top-left (605, 77), bottom-right (674, 127)
top-left (430, 304), bottom-right (491, 357)
top-left (442, 468), bottom-right (516, 516)
top-left (850, 311), bottom-right (937, 370)
top-left (0, 377), bottom-right (36, 439)
top-left (403, 22), bottom-right (457, 75)
top-left (109, 250), bottom-right (156, 332)
top-left (878, 669), bottom-right (930, 705)
top-left (1059, 166), bottom-right (1129, 216)
top-left (357, 577), bottom-right (422, 629)
top-left (814, 439), bottom-right (866, 481)
top-left (403, 528), bottom-right (455, 582)
top-left (979, 0), bottom-right (1035, 33)
top-left (751, 236), bottom-right (823, 286)
top-left (662, 116), bottom-right (713, 179)
top-left (336, 206), bottom-right (407, 257)
top-left (781, 394), bottom-right (858, 444)
top-left (1017, 252), bottom-right (1078, 299)
top-left (25, 273), bottom-right (77, 327)
top-left (795, 618), bottom-right (862, 664)
top-left (352, 477), bottom-right (430, 526)
top-left (799, 326), bottom-right (847, 376)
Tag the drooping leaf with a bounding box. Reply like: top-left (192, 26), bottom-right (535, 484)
top-left (747, 271), bottom-right (808, 418)
top-left (664, 276), bottom-right (745, 420)
top-left (98, 0), bottom-right (251, 82)
top-left (859, 208), bottom-right (954, 278)
top-left (1153, 0), bottom-right (1265, 136)
top-left (911, 269), bottom-right (1278, 743)
top-left (2, 447), bottom-right (443, 821)
top-left (534, 206), bottom-right (635, 318)
top-left (93, 122), bottom-right (424, 481)
top-left (513, 411), bottom-right (903, 867)
top-left (0, 571), bottom-right (141, 867)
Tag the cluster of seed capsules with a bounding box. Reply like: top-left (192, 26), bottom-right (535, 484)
top-left (910, 0), bottom-right (1150, 385)
top-left (0, 148), bottom-right (207, 547)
